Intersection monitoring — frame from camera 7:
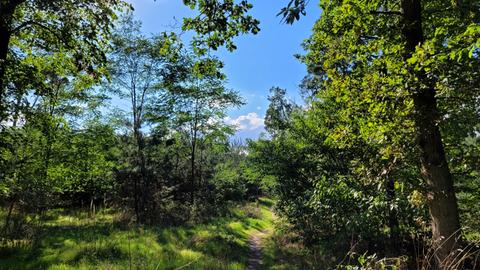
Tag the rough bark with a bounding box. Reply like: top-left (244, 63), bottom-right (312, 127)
top-left (0, 26), bottom-right (9, 105)
top-left (401, 0), bottom-right (462, 265)
top-left (0, 0), bottom-right (29, 123)
top-left (0, 1), bottom-right (18, 121)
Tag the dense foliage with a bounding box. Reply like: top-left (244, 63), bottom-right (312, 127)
top-left (0, 0), bottom-right (479, 269)
top-left (0, 9), bottom-right (257, 236)
top-left (247, 1), bottom-right (480, 267)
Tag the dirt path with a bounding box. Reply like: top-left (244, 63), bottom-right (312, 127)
top-left (247, 231), bottom-right (267, 270)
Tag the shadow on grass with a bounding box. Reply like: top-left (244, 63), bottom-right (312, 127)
top-left (258, 197), bottom-right (274, 208)
top-left (0, 202), bottom-right (271, 270)
top-left (153, 215), bottom-right (254, 266)
top-left (0, 224), bottom-right (129, 270)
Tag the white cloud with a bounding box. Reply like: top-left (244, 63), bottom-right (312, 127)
top-left (256, 106), bottom-right (262, 110)
top-left (224, 112), bottom-right (264, 131)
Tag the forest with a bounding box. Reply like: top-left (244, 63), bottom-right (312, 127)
top-left (0, 0), bottom-right (479, 269)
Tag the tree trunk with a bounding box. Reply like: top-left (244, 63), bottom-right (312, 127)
top-left (412, 89), bottom-right (462, 264)
top-left (401, 0), bottom-right (462, 265)
top-left (199, 144), bottom-right (204, 187)
top-left (0, 0), bottom-right (26, 121)
top-left (0, 2), bottom-right (14, 121)
top-left (133, 125), bottom-right (146, 223)
top-left (2, 199), bottom-right (15, 238)
top-left (190, 105), bottom-right (199, 205)
top-left (133, 170), bottom-right (140, 223)
top-left (190, 131), bottom-right (196, 205)
top-left (90, 197), bottom-right (94, 215)
top-left (0, 26), bottom-right (9, 112)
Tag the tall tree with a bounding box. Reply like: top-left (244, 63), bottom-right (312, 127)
top-left (166, 57), bottom-right (243, 204)
top-left (299, 0), bottom-right (480, 265)
top-left (107, 14), bottom-right (181, 222)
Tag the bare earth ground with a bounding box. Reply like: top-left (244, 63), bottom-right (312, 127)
top-left (247, 231), bottom-right (268, 270)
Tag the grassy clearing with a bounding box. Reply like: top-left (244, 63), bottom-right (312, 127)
top-left (0, 198), bottom-right (275, 270)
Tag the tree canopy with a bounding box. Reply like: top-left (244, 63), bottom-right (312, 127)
top-left (0, 1), bottom-right (479, 269)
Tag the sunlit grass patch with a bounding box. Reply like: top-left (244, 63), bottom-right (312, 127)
top-left (0, 199), bottom-right (275, 270)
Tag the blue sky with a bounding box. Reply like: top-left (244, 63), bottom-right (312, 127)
top-left (126, 0), bottom-right (320, 139)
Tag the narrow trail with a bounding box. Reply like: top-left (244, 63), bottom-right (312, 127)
top-left (247, 230), bottom-right (267, 270)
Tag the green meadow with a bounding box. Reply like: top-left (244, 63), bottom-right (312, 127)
top-left (0, 199), bottom-right (276, 270)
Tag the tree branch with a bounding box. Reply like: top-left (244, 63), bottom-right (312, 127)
top-left (11, 20), bottom-right (63, 42)
top-left (370, 11), bottom-right (403, 16)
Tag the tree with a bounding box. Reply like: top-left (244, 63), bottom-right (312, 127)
top-left (0, 74), bottom-right (115, 237)
top-left (107, 14), bottom-right (181, 222)
top-left (58, 121), bottom-right (119, 210)
top-left (264, 87), bottom-right (298, 137)
top-left (299, 0), bottom-right (480, 264)
top-left (0, 0), bottom-right (128, 123)
top-left (165, 55), bottom-right (244, 204)
top-left (0, 37), bottom-right (112, 209)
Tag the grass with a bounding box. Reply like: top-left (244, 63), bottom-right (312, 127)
top-left (0, 198), bottom-right (275, 270)
top-left (261, 224), bottom-right (333, 270)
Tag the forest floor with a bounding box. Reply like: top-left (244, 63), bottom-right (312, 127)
top-left (0, 198), bottom-right (281, 270)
